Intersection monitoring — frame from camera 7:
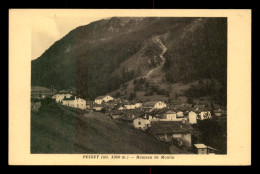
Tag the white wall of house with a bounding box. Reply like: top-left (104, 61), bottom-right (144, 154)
top-left (74, 97), bottom-right (87, 110)
top-left (154, 101), bottom-right (167, 109)
top-left (52, 93), bottom-right (73, 103)
top-left (197, 148), bottom-right (208, 154)
top-left (94, 95), bottom-right (114, 104)
top-left (160, 118), bottom-right (187, 122)
top-left (62, 100), bottom-right (75, 107)
top-left (94, 107), bottom-right (103, 111)
top-left (135, 103), bottom-right (143, 108)
top-left (200, 111), bottom-right (212, 120)
top-left (166, 113), bottom-right (177, 120)
top-left (189, 111), bottom-right (197, 124)
top-left (176, 111), bottom-right (184, 117)
top-left (62, 97), bottom-right (86, 110)
top-left (103, 95), bottom-right (114, 102)
top-left (133, 117), bottom-right (150, 130)
top-left (125, 104), bottom-right (136, 110)
top-left (94, 99), bottom-right (103, 104)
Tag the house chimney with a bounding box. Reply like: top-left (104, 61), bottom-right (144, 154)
top-left (182, 119), bottom-right (185, 124)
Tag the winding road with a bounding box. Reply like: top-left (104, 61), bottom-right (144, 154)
top-left (145, 37), bottom-right (167, 78)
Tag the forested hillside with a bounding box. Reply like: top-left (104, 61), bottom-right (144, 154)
top-left (31, 17), bottom-right (227, 103)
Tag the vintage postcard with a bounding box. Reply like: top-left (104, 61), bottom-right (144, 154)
top-left (9, 9), bottom-right (251, 165)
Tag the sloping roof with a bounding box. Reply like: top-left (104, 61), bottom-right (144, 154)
top-left (133, 115), bottom-right (149, 120)
top-left (107, 100), bottom-right (119, 105)
top-left (194, 144), bottom-right (208, 149)
top-left (110, 110), bottom-right (123, 115)
top-left (31, 86), bottom-right (53, 94)
top-left (31, 86), bottom-right (52, 91)
top-left (95, 95), bottom-right (112, 100)
top-left (62, 96), bottom-right (76, 100)
top-left (121, 109), bottom-right (144, 117)
top-left (143, 101), bottom-right (161, 107)
top-left (166, 110), bottom-right (176, 114)
top-left (149, 109), bottom-right (168, 115)
top-left (95, 95), bottom-right (106, 100)
top-left (123, 100), bottom-right (135, 105)
top-left (53, 92), bottom-right (72, 96)
top-left (150, 121), bottom-right (194, 134)
top-left (207, 146), bottom-right (218, 151)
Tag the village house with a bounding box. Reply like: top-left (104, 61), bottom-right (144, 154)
top-left (133, 116), bottom-right (150, 131)
top-left (199, 111), bottom-right (212, 120)
top-left (165, 110), bottom-right (177, 120)
top-left (159, 110), bottom-right (188, 122)
top-left (188, 111), bottom-right (197, 124)
top-left (31, 86), bottom-right (56, 99)
top-left (142, 101), bottom-right (167, 111)
top-left (107, 100), bottom-right (119, 108)
top-left (150, 121), bottom-right (194, 148)
top-left (194, 144), bottom-right (218, 155)
top-left (94, 95), bottom-right (114, 104)
top-left (52, 90), bottom-right (73, 103)
top-left (134, 101), bottom-right (143, 108)
top-left (176, 111), bottom-right (184, 118)
top-left (62, 96), bottom-right (87, 110)
top-left (194, 144), bottom-right (208, 154)
top-left (116, 109), bottom-right (144, 126)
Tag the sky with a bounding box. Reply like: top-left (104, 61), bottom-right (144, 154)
top-left (31, 16), bottom-right (104, 60)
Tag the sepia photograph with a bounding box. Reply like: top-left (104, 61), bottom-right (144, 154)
top-left (30, 16), bottom-right (227, 155)
top-left (9, 9), bottom-right (251, 165)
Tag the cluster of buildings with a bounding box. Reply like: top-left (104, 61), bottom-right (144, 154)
top-left (32, 87), bottom-right (226, 154)
top-left (89, 94), bottom-right (225, 154)
top-left (51, 91), bottom-right (87, 110)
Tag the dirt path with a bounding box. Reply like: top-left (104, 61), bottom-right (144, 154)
top-left (144, 37), bottom-right (167, 78)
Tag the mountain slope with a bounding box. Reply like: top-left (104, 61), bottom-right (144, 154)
top-left (31, 101), bottom-right (172, 154)
top-left (31, 17), bottom-right (227, 101)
